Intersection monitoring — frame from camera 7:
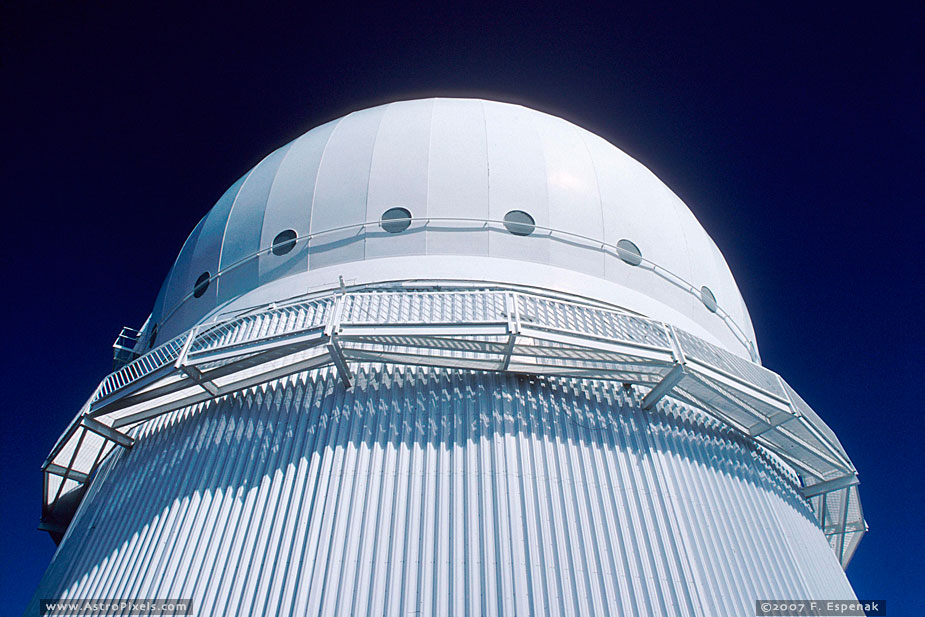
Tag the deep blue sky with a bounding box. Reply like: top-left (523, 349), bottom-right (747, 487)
top-left (1, 3), bottom-right (921, 614)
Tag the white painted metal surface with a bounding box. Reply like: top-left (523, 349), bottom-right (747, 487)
top-left (30, 366), bottom-right (856, 617)
top-left (31, 99), bottom-right (865, 615)
top-left (143, 98), bottom-right (756, 359)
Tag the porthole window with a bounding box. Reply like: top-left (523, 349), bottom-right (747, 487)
top-left (148, 324), bottom-right (158, 348)
top-left (503, 210), bottom-right (535, 236)
top-left (700, 285), bottom-right (718, 313)
top-left (271, 229), bottom-right (298, 256)
top-left (616, 239), bottom-right (643, 266)
top-left (193, 272), bottom-right (211, 298)
top-left (380, 207), bottom-right (412, 233)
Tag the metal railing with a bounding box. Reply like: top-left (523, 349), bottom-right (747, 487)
top-left (111, 326), bottom-right (141, 370)
top-left (42, 285), bottom-right (864, 566)
top-left (150, 217), bottom-right (759, 361)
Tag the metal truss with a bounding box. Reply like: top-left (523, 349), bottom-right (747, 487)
top-left (42, 286), bottom-right (866, 566)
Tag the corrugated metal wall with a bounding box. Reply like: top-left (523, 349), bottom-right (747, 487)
top-left (29, 366), bottom-right (855, 616)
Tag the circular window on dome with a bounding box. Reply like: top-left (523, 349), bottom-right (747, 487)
top-left (503, 210), bottom-right (535, 236)
top-left (193, 272), bottom-right (211, 298)
top-left (700, 285), bottom-right (718, 313)
top-left (616, 239), bottom-right (643, 266)
top-left (380, 207), bottom-right (412, 233)
top-left (148, 324), bottom-right (158, 348)
top-left (271, 229), bottom-right (298, 256)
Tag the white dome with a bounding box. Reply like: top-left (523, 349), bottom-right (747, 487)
top-left (146, 98), bottom-right (757, 359)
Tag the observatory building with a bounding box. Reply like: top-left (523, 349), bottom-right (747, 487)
top-left (30, 98), bottom-right (865, 616)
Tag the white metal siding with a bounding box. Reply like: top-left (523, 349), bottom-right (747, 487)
top-left (30, 365), bottom-right (854, 616)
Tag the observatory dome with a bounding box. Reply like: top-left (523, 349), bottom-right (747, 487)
top-left (33, 98), bottom-right (865, 614)
top-left (145, 98), bottom-right (757, 359)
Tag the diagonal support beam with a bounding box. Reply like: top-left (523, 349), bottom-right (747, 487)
top-left (324, 291), bottom-right (352, 387)
top-left (500, 333), bottom-right (518, 371)
top-left (51, 427), bottom-right (87, 504)
top-left (500, 292), bottom-right (520, 371)
top-left (327, 338), bottom-right (353, 388)
top-left (81, 417), bottom-right (134, 449)
top-left (642, 363), bottom-right (687, 410)
top-left (837, 486), bottom-right (852, 565)
top-left (171, 324), bottom-right (220, 396)
top-left (178, 364), bottom-right (220, 396)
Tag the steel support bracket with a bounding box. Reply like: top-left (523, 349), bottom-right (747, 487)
top-left (178, 364), bottom-right (220, 396)
top-left (81, 416), bottom-right (134, 449)
top-left (327, 337), bottom-right (353, 388)
top-left (642, 363), bottom-right (687, 410)
top-left (500, 292), bottom-right (521, 371)
top-left (324, 292), bottom-right (352, 387)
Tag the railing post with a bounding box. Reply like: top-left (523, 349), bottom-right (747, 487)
top-left (326, 292), bottom-right (352, 387)
top-left (173, 324), bottom-right (200, 370)
top-left (174, 325), bottom-right (219, 396)
top-left (642, 324), bottom-right (688, 410)
top-left (663, 322), bottom-right (686, 365)
top-left (500, 292), bottom-right (520, 371)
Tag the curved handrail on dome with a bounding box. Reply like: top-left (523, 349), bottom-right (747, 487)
top-left (41, 286), bottom-right (864, 566)
top-left (152, 217), bottom-right (759, 362)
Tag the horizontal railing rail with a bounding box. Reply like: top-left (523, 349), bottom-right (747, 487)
top-left (151, 217), bottom-right (758, 361)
